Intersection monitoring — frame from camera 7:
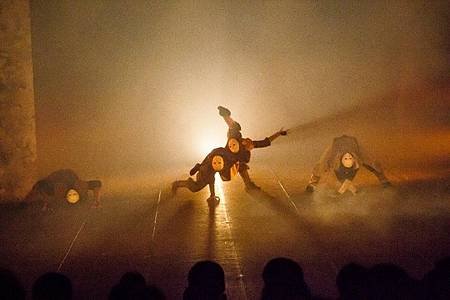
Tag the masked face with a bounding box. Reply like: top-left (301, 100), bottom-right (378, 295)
top-left (211, 155), bottom-right (225, 171)
top-left (341, 152), bottom-right (354, 168)
top-left (227, 138), bottom-right (240, 153)
top-left (66, 189), bottom-right (80, 204)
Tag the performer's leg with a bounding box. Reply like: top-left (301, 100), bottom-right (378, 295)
top-left (172, 178), bottom-right (207, 193)
top-left (88, 180), bottom-right (102, 206)
top-left (306, 145), bottom-right (332, 192)
top-left (362, 163), bottom-right (391, 187)
top-left (239, 164), bottom-right (260, 191)
top-left (218, 106), bottom-right (242, 139)
top-left (27, 180), bottom-right (53, 210)
top-left (358, 144), bottom-right (391, 187)
top-left (172, 179), bottom-right (190, 193)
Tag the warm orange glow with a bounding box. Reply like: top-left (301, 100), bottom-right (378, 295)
top-left (214, 173), bottom-right (226, 204)
top-left (196, 133), bottom-right (224, 157)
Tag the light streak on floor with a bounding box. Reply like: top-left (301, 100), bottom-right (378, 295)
top-left (269, 167), bottom-right (300, 215)
top-left (151, 189), bottom-right (162, 242)
top-left (214, 173), bottom-right (248, 299)
top-left (268, 166), bottom-right (339, 275)
top-left (58, 220), bottom-right (87, 272)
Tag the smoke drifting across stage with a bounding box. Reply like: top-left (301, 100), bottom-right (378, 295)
top-left (29, 1), bottom-right (449, 193)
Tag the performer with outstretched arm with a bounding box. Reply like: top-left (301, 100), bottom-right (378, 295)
top-left (218, 106), bottom-right (288, 191)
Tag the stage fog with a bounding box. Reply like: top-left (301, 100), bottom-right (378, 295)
top-left (31, 1), bottom-right (450, 195)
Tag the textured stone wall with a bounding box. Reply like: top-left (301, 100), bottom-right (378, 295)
top-left (0, 0), bottom-right (37, 202)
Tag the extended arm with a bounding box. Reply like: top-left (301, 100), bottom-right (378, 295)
top-left (208, 180), bottom-right (215, 198)
top-left (206, 177), bottom-right (221, 207)
top-left (268, 128), bottom-right (288, 142)
top-left (244, 128), bottom-right (288, 150)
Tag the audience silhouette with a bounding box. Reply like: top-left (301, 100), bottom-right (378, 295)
top-left (336, 263), bottom-right (368, 300)
top-left (365, 263), bottom-right (419, 300)
top-left (1, 255), bottom-right (449, 299)
top-left (261, 257), bottom-right (312, 300)
top-left (421, 256), bottom-right (450, 300)
top-left (183, 260), bottom-right (227, 300)
top-left (0, 267), bottom-right (26, 300)
top-left (108, 271), bottom-right (165, 300)
top-left (32, 272), bottom-right (72, 300)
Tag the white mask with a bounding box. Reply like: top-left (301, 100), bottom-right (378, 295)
top-left (341, 152), bottom-right (354, 168)
top-left (211, 155), bottom-right (225, 171)
top-left (66, 188), bottom-right (80, 204)
top-left (227, 138), bottom-right (240, 153)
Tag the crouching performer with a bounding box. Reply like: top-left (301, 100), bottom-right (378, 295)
top-left (25, 169), bottom-right (102, 210)
top-left (305, 135), bottom-right (391, 195)
top-left (218, 106), bottom-right (288, 191)
top-left (172, 144), bottom-right (239, 206)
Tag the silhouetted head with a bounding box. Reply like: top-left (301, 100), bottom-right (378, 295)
top-left (421, 256), bottom-right (450, 300)
top-left (367, 263), bottom-right (416, 300)
top-left (336, 263), bottom-right (368, 300)
top-left (184, 260), bottom-right (226, 300)
top-left (434, 256), bottom-right (450, 273)
top-left (109, 271), bottom-right (147, 300)
top-left (32, 272), bottom-right (72, 300)
top-left (0, 267), bottom-right (26, 300)
top-left (262, 257), bottom-right (311, 300)
top-left (119, 271), bottom-right (146, 289)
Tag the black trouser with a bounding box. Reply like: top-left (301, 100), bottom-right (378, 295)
top-left (363, 164), bottom-right (389, 184)
top-left (238, 163), bottom-right (257, 187)
top-left (175, 176), bottom-right (215, 196)
top-left (175, 178), bottom-right (207, 192)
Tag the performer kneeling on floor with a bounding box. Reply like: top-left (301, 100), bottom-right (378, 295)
top-left (218, 105), bottom-right (288, 191)
top-left (172, 143), bottom-right (239, 206)
top-left (305, 134), bottom-right (391, 195)
top-left (25, 169), bottom-right (102, 210)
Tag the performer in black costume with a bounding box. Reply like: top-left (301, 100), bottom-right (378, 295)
top-left (305, 134), bottom-right (391, 194)
top-left (172, 141), bottom-right (239, 206)
top-left (25, 169), bottom-right (102, 210)
top-left (218, 106), bottom-right (288, 191)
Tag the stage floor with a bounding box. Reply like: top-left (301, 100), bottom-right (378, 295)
top-left (1, 168), bottom-right (449, 299)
